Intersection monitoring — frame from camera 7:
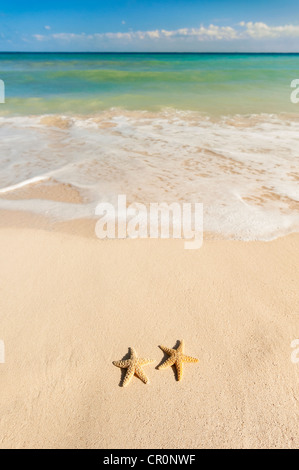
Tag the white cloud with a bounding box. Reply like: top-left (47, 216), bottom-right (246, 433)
top-left (45, 25), bottom-right (240, 42)
top-left (31, 22), bottom-right (299, 48)
top-left (243, 22), bottom-right (299, 39)
top-left (33, 34), bottom-right (46, 42)
top-left (45, 25), bottom-right (51, 30)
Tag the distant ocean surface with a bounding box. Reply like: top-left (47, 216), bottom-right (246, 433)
top-left (0, 53), bottom-right (298, 239)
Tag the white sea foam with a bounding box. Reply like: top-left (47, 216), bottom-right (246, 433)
top-left (0, 110), bottom-right (298, 240)
top-left (0, 174), bottom-right (50, 193)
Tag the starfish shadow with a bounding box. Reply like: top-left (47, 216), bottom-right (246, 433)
top-left (115, 348), bottom-right (132, 387)
top-left (156, 339), bottom-right (180, 380)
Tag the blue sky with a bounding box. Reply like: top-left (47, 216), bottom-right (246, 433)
top-left (1, 0), bottom-right (299, 51)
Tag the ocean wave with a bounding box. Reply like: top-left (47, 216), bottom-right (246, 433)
top-left (0, 109), bottom-right (298, 240)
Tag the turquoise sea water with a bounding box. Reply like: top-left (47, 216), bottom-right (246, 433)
top-left (0, 53), bottom-right (299, 115)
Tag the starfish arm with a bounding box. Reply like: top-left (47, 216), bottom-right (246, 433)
top-left (176, 359), bottom-right (184, 381)
top-left (113, 359), bottom-right (131, 368)
top-left (177, 340), bottom-right (185, 353)
top-left (135, 365), bottom-right (150, 384)
top-left (138, 358), bottom-right (155, 366)
top-left (159, 345), bottom-right (174, 355)
top-left (122, 364), bottom-right (135, 387)
top-left (130, 347), bottom-right (137, 359)
top-left (182, 354), bottom-right (199, 363)
top-left (158, 355), bottom-right (176, 370)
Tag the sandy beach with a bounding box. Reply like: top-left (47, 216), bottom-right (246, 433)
top-left (0, 210), bottom-right (298, 449)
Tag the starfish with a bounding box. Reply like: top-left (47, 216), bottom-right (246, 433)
top-left (113, 347), bottom-right (154, 387)
top-left (158, 340), bottom-right (198, 381)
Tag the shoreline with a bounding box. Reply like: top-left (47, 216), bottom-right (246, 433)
top-left (1, 207), bottom-right (298, 242)
top-left (1, 110), bottom-right (298, 242)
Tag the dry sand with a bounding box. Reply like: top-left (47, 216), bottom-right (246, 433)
top-left (0, 211), bottom-right (298, 449)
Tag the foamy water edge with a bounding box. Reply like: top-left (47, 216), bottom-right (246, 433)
top-left (0, 109), bottom-right (298, 241)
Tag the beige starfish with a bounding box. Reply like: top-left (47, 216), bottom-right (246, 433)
top-left (158, 340), bottom-right (198, 381)
top-left (113, 347), bottom-right (154, 387)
